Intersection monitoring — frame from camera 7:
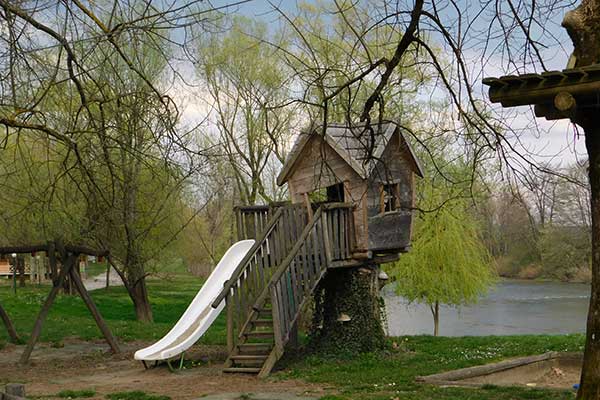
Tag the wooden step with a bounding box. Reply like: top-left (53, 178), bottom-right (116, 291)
top-left (223, 367), bottom-right (261, 374)
top-left (255, 308), bottom-right (272, 318)
top-left (244, 331), bottom-right (274, 339)
top-left (252, 319), bottom-right (273, 327)
top-left (237, 343), bottom-right (273, 354)
top-left (230, 354), bottom-right (268, 361)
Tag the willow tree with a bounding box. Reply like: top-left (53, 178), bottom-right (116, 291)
top-left (389, 183), bottom-right (495, 336)
top-left (0, 1), bottom-right (199, 322)
top-left (196, 15), bottom-right (294, 205)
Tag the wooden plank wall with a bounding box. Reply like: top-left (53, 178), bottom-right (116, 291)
top-left (286, 137), bottom-right (368, 252)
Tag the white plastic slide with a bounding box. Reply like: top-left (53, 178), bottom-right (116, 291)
top-left (134, 240), bottom-right (255, 361)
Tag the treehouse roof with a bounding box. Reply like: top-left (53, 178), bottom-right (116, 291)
top-left (277, 121), bottom-right (424, 186)
top-left (483, 63), bottom-right (600, 119)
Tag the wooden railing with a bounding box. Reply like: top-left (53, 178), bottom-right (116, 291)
top-left (323, 204), bottom-right (354, 261)
top-left (255, 203), bottom-right (354, 354)
top-left (214, 204), bottom-right (308, 351)
top-left (234, 205), bottom-right (271, 241)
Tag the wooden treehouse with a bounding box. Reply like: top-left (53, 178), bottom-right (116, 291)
top-left (213, 121), bottom-right (423, 376)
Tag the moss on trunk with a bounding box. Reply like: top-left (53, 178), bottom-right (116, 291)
top-left (309, 264), bottom-right (386, 354)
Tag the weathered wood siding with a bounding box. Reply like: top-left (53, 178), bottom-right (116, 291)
top-left (366, 131), bottom-right (415, 252)
top-left (286, 136), bottom-right (369, 251)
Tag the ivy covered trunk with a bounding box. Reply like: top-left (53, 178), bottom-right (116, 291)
top-left (310, 264), bottom-right (386, 353)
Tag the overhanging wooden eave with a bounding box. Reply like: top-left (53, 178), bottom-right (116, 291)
top-left (488, 79), bottom-right (600, 107)
top-left (483, 64), bottom-right (600, 108)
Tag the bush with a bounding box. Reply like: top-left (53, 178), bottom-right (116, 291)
top-left (539, 225), bottom-right (591, 281)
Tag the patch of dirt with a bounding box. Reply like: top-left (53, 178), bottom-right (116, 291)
top-left (0, 339), bottom-right (325, 400)
top-left (83, 268), bottom-right (124, 291)
top-left (461, 356), bottom-right (581, 390)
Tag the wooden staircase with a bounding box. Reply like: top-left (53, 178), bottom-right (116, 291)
top-left (213, 203), bottom-right (354, 377)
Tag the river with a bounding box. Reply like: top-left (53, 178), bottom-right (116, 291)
top-left (383, 280), bottom-right (591, 336)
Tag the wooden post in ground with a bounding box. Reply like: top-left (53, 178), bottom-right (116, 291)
top-left (226, 290), bottom-right (234, 354)
top-left (19, 252), bottom-right (76, 364)
top-left (69, 259), bottom-right (120, 353)
top-left (17, 257), bottom-right (25, 288)
top-left (47, 241), bottom-right (57, 284)
top-left (105, 262), bottom-right (110, 290)
top-left (0, 302), bottom-right (19, 343)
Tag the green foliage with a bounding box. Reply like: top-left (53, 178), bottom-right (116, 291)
top-left (389, 185), bottom-right (495, 309)
top-left (196, 15), bottom-right (292, 205)
top-left (285, 335), bottom-right (583, 400)
top-left (106, 391), bottom-right (170, 400)
top-left (289, 1), bottom-right (429, 124)
top-left (539, 225), bottom-right (591, 281)
top-left (58, 389), bottom-right (96, 398)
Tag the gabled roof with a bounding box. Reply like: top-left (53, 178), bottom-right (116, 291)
top-left (276, 121), bottom-right (424, 186)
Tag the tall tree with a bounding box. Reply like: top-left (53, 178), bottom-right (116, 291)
top-left (196, 15), bottom-right (294, 205)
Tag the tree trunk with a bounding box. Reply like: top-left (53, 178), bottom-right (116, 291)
top-left (431, 301), bottom-right (440, 336)
top-left (129, 276), bottom-right (153, 323)
top-left (310, 265), bottom-right (385, 353)
top-left (577, 120), bottom-right (600, 399)
top-left (562, 2), bottom-right (600, 397)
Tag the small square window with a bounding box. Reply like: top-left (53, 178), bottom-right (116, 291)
top-left (381, 184), bottom-right (399, 213)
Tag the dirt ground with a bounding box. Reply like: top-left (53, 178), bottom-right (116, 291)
top-left (0, 339), bottom-right (326, 400)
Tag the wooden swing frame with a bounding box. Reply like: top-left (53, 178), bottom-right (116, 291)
top-left (0, 240), bottom-right (120, 364)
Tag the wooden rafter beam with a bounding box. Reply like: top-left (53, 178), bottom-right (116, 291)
top-left (487, 79), bottom-right (600, 107)
top-left (0, 244), bottom-right (108, 257)
top-left (483, 64), bottom-right (600, 108)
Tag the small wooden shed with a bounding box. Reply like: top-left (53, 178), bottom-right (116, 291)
top-left (277, 121), bottom-right (424, 258)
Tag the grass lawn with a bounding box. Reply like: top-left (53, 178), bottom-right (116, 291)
top-left (0, 262), bottom-right (227, 345)
top-left (283, 334), bottom-right (585, 399)
top-left (0, 265), bottom-right (587, 399)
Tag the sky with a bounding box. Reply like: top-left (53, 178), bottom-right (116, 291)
top-left (175, 0), bottom-right (587, 167)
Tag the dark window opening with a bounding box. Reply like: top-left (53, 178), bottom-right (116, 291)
top-left (381, 183), bottom-right (399, 213)
top-left (327, 182), bottom-right (345, 203)
top-left (308, 182), bottom-right (345, 206)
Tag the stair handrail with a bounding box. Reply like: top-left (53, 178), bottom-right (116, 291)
top-left (251, 207), bottom-right (324, 311)
top-left (212, 207), bottom-right (285, 308)
top-left (250, 202), bottom-right (354, 310)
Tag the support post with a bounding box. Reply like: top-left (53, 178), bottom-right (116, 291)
top-left (303, 193), bottom-right (313, 221)
top-left (47, 241), bottom-right (57, 284)
top-left (105, 262), bottom-right (110, 289)
top-left (0, 302), bottom-right (19, 343)
top-left (226, 291), bottom-right (234, 354)
top-left (19, 253), bottom-right (76, 364)
top-left (69, 259), bottom-right (120, 353)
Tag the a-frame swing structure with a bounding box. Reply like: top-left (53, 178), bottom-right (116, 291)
top-left (0, 241), bottom-right (120, 363)
top-left (0, 301), bottom-right (19, 343)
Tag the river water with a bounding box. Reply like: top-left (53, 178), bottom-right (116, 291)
top-left (383, 280), bottom-right (591, 336)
